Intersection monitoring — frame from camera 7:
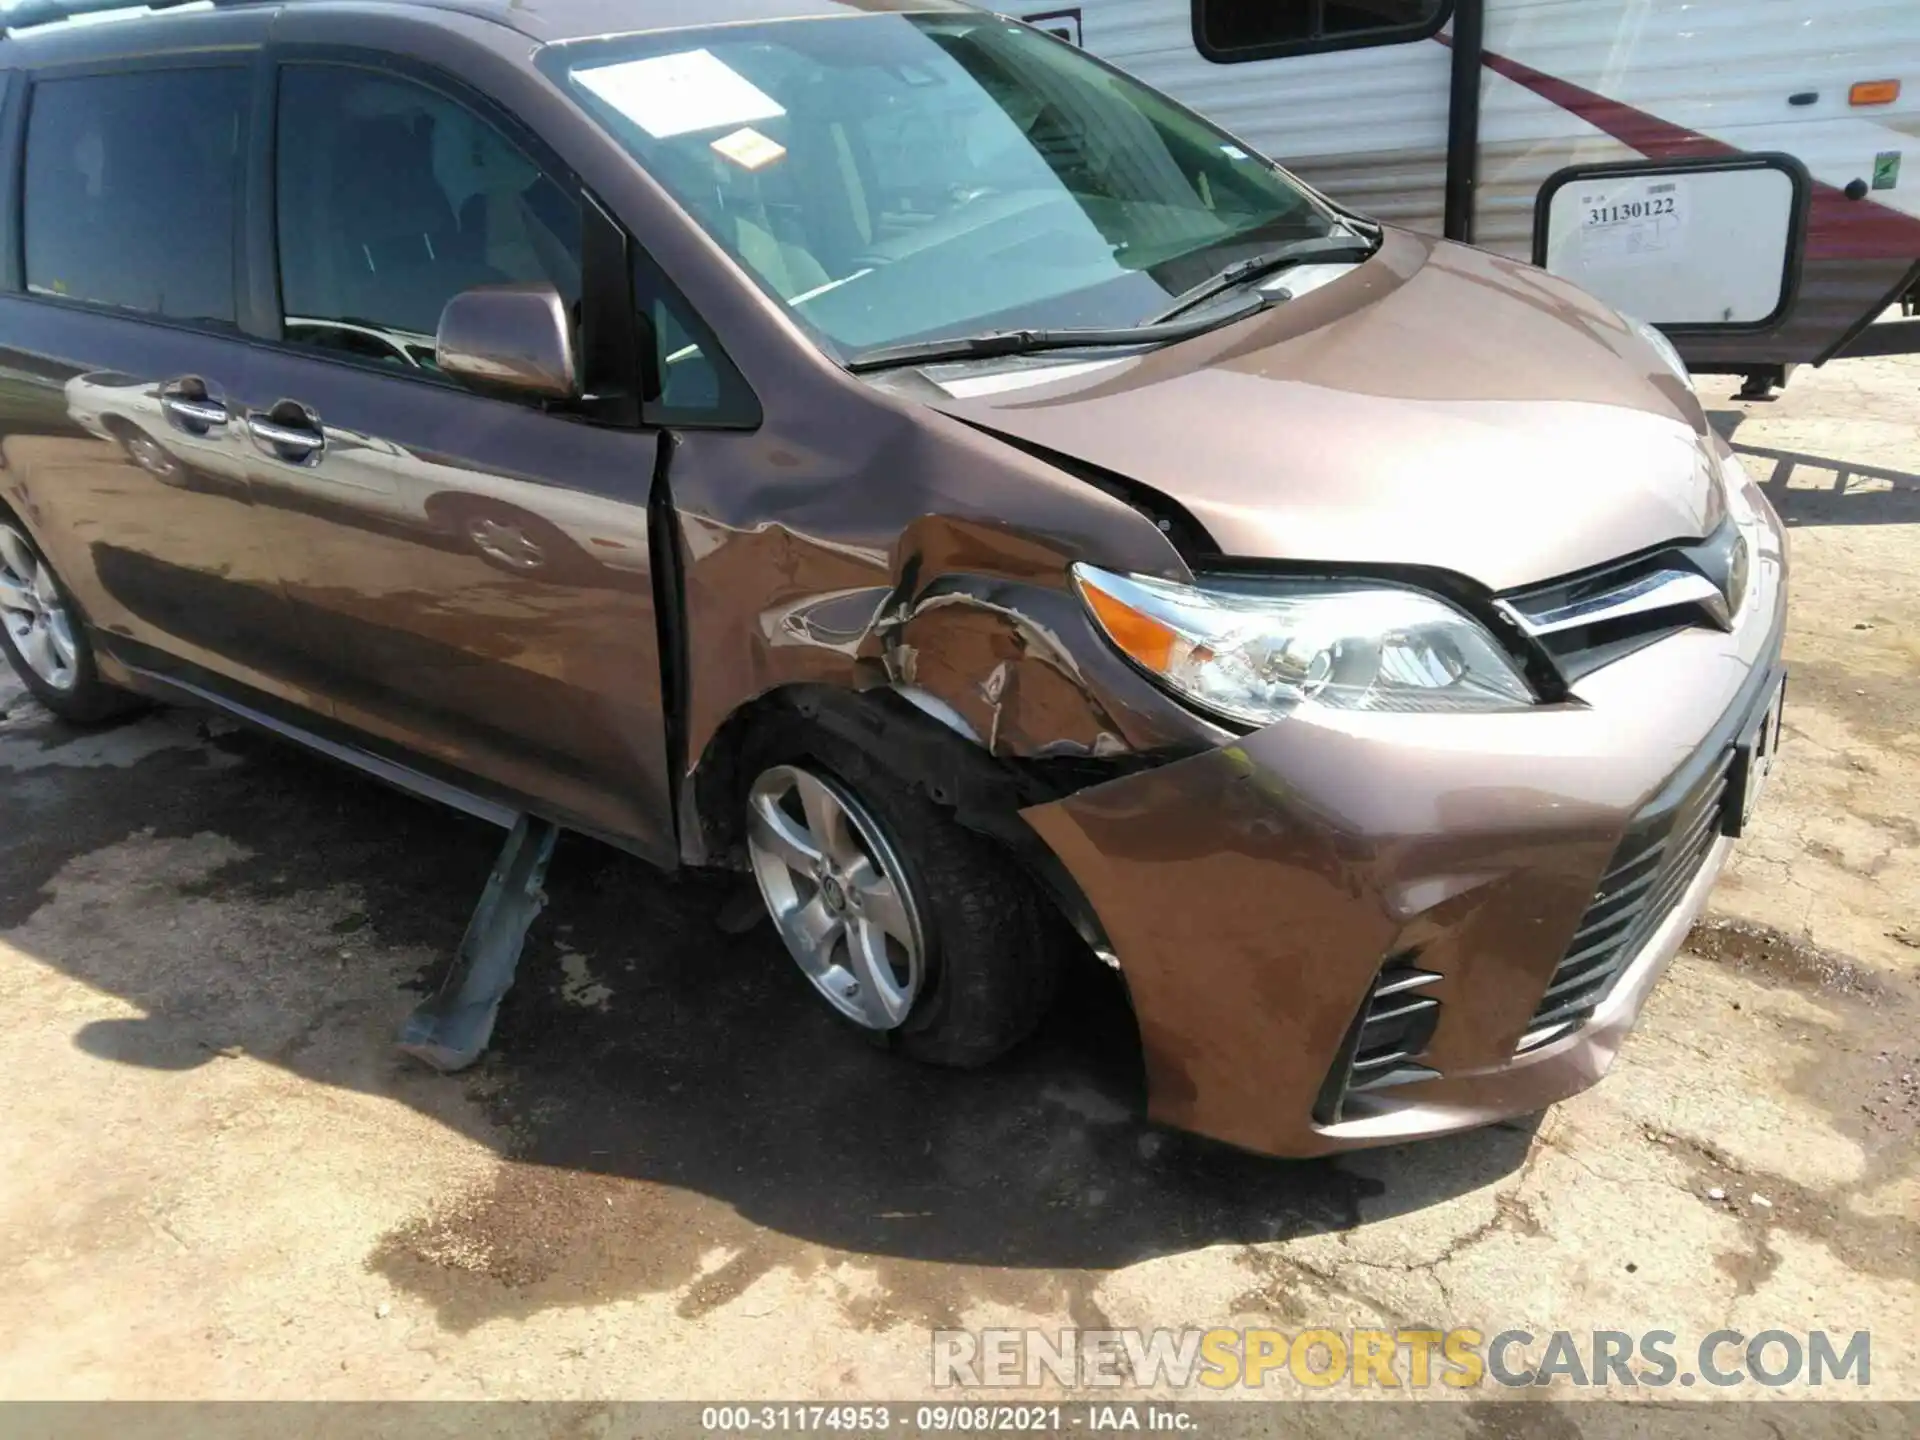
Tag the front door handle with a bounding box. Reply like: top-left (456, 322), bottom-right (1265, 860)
top-left (158, 378), bottom-right (228, 434)
top-left (247, 403), bottom-right (325, 463)
top-left (162, 395), bottom-right (230, 430)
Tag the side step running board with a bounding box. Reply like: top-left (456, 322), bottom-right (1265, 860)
top-left (126, 667), bottom-right (519, 830)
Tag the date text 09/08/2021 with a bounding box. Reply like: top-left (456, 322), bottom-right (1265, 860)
top-left (699, 1407), bottom-right (1192, 1433)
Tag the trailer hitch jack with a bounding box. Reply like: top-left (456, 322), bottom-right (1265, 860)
top-left (396, 813), bottom-right (560, 1072)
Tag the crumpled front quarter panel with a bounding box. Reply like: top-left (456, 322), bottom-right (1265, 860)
top-left (662, 384), bottom-right (1223, 859)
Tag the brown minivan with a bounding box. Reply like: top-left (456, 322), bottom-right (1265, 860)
top-left (0, 0), bottom-right (1787, 1157)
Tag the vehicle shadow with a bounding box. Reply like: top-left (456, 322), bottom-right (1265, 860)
top-left (1707, 409), bottom-right (1920, 527)
top-left (4, 700), bottom-right (1536, 1330)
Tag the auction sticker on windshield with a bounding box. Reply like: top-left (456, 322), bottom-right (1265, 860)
top-left (575, 49), bottom-right (786, 139)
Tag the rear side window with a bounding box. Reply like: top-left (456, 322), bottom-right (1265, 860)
top-left (274, 64), bottom-right (583, 366)
top-left (22, 68), bottom-right (247, 324)
top-left (1195, 0), bottom-right (1452, 62)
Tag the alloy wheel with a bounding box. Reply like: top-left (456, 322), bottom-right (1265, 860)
top-left (745, 764), bottom-right (926, 1031)
top-left (0, 523), bottom-right (79, 692)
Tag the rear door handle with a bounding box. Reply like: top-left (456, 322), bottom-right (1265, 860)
top-left (158, 378), bottom-right (228, 434)
top-left (247, 404), bottom-right (325, 463)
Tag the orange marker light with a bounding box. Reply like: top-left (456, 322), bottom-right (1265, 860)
top-left (1080, 577), bottom-right (1178, 673)
top-left (1850, 79), bottom-right (1901, 106)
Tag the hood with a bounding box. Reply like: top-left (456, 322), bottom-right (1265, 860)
top-left (924, 229), bottom-right (1721, 594)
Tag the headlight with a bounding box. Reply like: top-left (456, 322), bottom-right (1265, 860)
top-left (1623, 312), bottom-right (1689, 382)
top-left (1073, 564), bottom-right (1534, 727)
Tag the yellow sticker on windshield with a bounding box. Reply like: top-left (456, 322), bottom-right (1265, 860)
top-left (711, 126), bottom-right (788, 172)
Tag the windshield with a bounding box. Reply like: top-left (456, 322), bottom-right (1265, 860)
top-left (546, 14), bottom-right (1342, 361)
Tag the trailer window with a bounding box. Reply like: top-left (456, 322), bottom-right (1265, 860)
top-left (1195, 0), bottom-right (1452, 62)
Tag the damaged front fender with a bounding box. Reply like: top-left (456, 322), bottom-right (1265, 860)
top-left (662, 404), bottom-right (1228, 869)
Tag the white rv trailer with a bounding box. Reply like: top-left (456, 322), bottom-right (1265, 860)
top-left (1021, 0), bottom-right (1920, 391)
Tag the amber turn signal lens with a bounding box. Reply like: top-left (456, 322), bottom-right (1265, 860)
top-left (1079, 573), bottom-right (1178, 673)
top-left (1850, 79), bottom-right (1901, 106)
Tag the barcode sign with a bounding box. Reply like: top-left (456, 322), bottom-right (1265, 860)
top-left (1578, 176), bottom-right (1690, 265)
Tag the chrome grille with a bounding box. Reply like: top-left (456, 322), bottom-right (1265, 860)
top-left (1499, 519), bottom-right (1749, 683)
top-left (1520, 749), bottom-right (1734, 1050)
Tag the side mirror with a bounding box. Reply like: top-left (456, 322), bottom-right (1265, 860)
top-left (436, 283), bottom-right (579, 401)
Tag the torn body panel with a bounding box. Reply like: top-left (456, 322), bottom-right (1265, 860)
top-left (662, 400), bottom-right (1223, 868)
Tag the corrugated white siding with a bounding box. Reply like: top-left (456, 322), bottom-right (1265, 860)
top-left (1476, 0), bottom-right (1920, 254)
top-left (1065, 0), bottom-right (1919, 256)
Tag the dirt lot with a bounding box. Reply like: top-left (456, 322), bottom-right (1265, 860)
top-left (0, 358), bottom-right (1915, 1405)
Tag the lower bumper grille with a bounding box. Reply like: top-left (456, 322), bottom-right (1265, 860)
top-left (1315, 960), bottom-right (1442, 1125)
top-left (1520, 748), bottom-right (1735, 1049)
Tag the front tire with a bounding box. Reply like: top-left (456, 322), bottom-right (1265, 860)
top-left (743, 725), bottom-right (1060, 1067)
top-left (0, 518), bottom-right (138, 724)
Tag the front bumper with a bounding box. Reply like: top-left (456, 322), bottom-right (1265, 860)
top-left (1022, 465), bottom-right (1787, 1158)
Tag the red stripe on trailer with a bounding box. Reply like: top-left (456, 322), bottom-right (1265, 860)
top-left (1443, 36), bottom-right (1920, 261)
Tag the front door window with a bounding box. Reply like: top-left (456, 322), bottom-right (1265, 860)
top-left (274, 64), bottom-right (584, 367)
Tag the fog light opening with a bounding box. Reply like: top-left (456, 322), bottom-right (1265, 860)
top-left (1312, 954), bottom-right (1443, 1127)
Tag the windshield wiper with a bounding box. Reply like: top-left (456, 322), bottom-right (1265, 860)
top-left (845, 290), bottom-right (1265, 375)
top-left (1148, 232), bottom-right (1380, 324)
